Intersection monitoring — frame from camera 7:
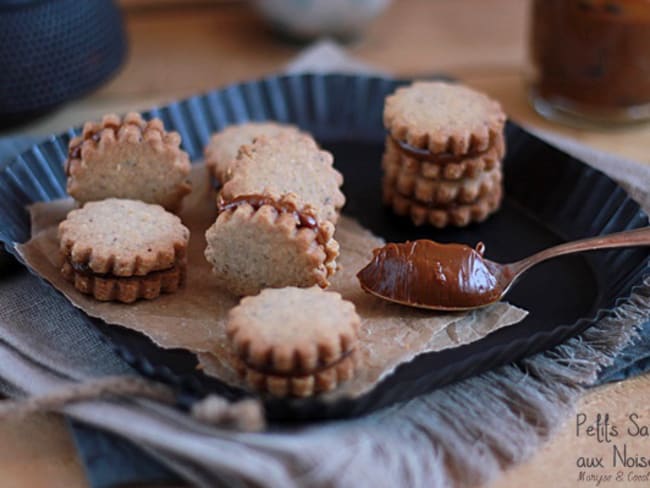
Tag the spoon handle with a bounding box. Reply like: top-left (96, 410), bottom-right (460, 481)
top-left (510, 226), bottom-right (650, 277)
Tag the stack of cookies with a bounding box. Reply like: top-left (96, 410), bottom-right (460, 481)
top-left (60, 112), bottom-right (193, 303)
top-left (382, 81), bottom-right (507, 228)
top-left (204, 123), bottom-right (345, 296)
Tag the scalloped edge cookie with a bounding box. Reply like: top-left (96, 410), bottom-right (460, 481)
top-left (383, 134), bottom-right (505, 181)
top-left (66, 112), bottom-right (191, 212)
top-left (204, 194), bottom-right (339, 297)
top-left (204, 122), bottom-right (302, 184)
top-left (383, 81), bottom-right (506, 155)
top-left (58, 199), bottom-right (189, 302)
top-left (383, 183), bottom-right (503, 228)
top-left (61, 261), bottom-right (185, 303)
top-left (383, 162), bottom-right (503, 205)
top-left (220, 133), bottom-right (345, 224)
top-left (231, 353), bottom-right (357, 397)
top-left (226, 286), bottom-right (360, 397)
top-left (59, 198), bottom-right (189, 276)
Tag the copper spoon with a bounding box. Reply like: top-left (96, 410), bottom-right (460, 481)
top-left (357, 227), bottom-right (650, 311)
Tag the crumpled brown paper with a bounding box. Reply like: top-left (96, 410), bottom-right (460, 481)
top-left (16, 164), bottom-right (527, 399)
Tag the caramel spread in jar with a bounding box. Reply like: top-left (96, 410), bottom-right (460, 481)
top-left (357, 240), bottom-right (502, 309)
top-left (529, 0), bottom-right (650, 123)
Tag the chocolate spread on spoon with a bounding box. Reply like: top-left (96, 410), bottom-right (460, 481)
top-left (357, 240), bottom-right (502, 309)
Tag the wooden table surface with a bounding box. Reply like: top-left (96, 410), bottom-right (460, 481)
top-left (2, 1), bottom-right (649, 487)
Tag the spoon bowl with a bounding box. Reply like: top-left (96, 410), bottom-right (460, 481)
top-left (361, 285), bottom-right (488, 311)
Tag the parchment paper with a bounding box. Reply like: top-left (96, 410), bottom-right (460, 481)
top-left (16, 164), bottom-right (527, 398)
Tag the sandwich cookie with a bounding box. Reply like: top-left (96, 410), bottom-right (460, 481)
top-left (226, 287), bottom-right (360, 397)
top-left (205, 133), bottom-right (345, 296)
top-left (58, 199), bottom-right (190, 303)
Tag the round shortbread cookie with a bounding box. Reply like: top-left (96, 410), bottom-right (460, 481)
top-left (204, 122), bottom-right (302, 184)
top-left (383, 161), bottom-right (503, 205)
top-left (383, 134), bottom-right (505, 181)
top-left (226, 286), bottom-right (360, 396)
top-left (231, 352), bottom-right (357, 397)
top-left (383, 81), bottom-right (506, 155)
top-left (58, 198), bottom-right (189, 277)
top-left (220, 133), bottom-right (345, 223)
top-left (61, 262), bottom-right (184, 304)
top-left (66, 112), bottom-right (191, 212)
top-left (383, 182), bottom-right (503, 228)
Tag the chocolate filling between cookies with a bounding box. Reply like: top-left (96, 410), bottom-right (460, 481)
top-left (241, 348), bottom-right (356, 378)
top-left (391, 136), bottom-right (490, 164)
top-left (391, 186), bottom-right (502, 210)
top-left (66, 121), bottom-right (146, 174)
top-left (66, 257), bottom-right (184, 281)
top-left (217, 194), bottom-right (330, 246)
top-left (68, 123), bottom-right (122, 160)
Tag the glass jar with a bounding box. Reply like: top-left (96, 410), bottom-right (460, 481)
top-left (528, 0), bottom-right (650, 126)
